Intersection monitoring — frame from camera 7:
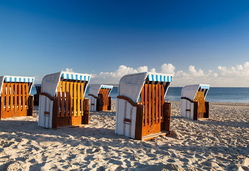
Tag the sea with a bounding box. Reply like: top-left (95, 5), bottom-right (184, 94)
top-left (31, 87), bottom-right (249, 103)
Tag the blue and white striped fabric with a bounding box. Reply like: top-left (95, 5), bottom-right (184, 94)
top-left (4, 76), bottom-right (34, 83)
top-left (62, 73), bottom-right (91, 81)
top-left (147, 74), bottom-right (172, 82)
top-left (101, 85), bottom-right (113, 89)
top-left (200, 85), bottom-right (210, 90)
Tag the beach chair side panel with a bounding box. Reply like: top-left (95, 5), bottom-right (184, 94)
top-left (180, 98), bottom-right (186, 118)
top-left (34, 86), bottom-right (41, 106)
top-left (82, 99), bottom-right (90, 124)
top-left (205, 102), bottom-right (209, 118)
top-left (38, 94), bottom-right (54, 128)
top-left (115, 98), bottom-right (137, 139)
top-left (89, 95), bottom-right (97, 112)
top-left (181, 97), bottom-right (196, 120)
top-left (108, 96), bottom-right (111, 110)
top-left (187, 99), bottom-right (193, 119)
top-left (163, 102), bottom-right (171, 132)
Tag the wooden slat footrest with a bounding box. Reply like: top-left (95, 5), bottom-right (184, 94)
top-left (57, 124), bottom-right (89, 128)
top-left (197, 118), bottom-right (214, 121)
top-left (69, 124), bottom-right (89, 128)
top-left (142, 131), bottom-right (169, 141)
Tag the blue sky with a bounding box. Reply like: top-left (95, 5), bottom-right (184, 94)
top-left (1, 0), bottom-right (249, 86)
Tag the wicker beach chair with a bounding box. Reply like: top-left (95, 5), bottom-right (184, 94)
top-left (181, 84), bottom-right (210, 120)
top-left (38, 71), bottom-right (91, 128)
top-left (115, 72), bottom-right (173, 141)
top-left (88, 84), bottom-right (113, 112)
top-left (0, 76), bottom-right (35, 119)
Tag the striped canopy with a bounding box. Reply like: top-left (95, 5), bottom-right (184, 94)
top-left (62, 72), bottom-right (90, 81)
top-left (200, 85), bottom-right (210, 90)
top-left (0, 75), bottom-right (35, 96)
top-left (101, 85), bottom-right (113, 89)
top-left (41, 71), bottom-right (91, 97)
top-left (147, 73), bottom-right (172, 82)
top-left (4, 76), bottom-right (34, 83)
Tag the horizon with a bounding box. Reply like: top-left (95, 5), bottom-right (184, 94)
top-left (1, 1), bottom-right (249, 87)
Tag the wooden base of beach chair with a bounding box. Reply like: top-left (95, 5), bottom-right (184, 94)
top-left (57, 114), bottom-right (89, 127)
top-left (57, 116), bottom-right (80, 127)
top-left (142, 131), bottom-right (169, 141)
top-left (1, 109), bottom-right (28, 119)
top-left (198, 118), bottom-right (216, 121)
top-left (69, 124), bottom-right (89, 128)
top-left (197, 118), bottom-right (209, 121)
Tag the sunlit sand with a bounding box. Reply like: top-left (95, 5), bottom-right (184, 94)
top-left (0, 101), bottom-right (249, 170)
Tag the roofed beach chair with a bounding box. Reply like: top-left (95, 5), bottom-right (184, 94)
top-left (115, 72), bottom-right (173, 141)
top-left (38, 71), bottom-right (91, 128)
top-left (88, 84), bottom-right (113, 112)
top-left (181, 84), bottom-right (210, 120)
top-left (0, 75), bottom-right (35, 119)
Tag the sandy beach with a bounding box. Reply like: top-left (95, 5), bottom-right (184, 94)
top-left (0, 101), bottom-right (249, 171)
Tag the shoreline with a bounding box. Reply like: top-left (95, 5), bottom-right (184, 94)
top-left (104, 98), bottom-right (249, 105)
top-left (172, 101), bottom-right (249, 106)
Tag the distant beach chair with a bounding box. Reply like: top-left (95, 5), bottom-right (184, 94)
top-left (115, 72), bottom-right (173, 141)
top-left (0, 75), bottom-right (35, 119)
top-left (38, 71), bottom-right (91, 128)
top-left (34, 84), bottom-right (41, 106)
top-left (88, 84), bottom-right (113, 112)
top-left (181, 84), bottom-right (210, 120)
